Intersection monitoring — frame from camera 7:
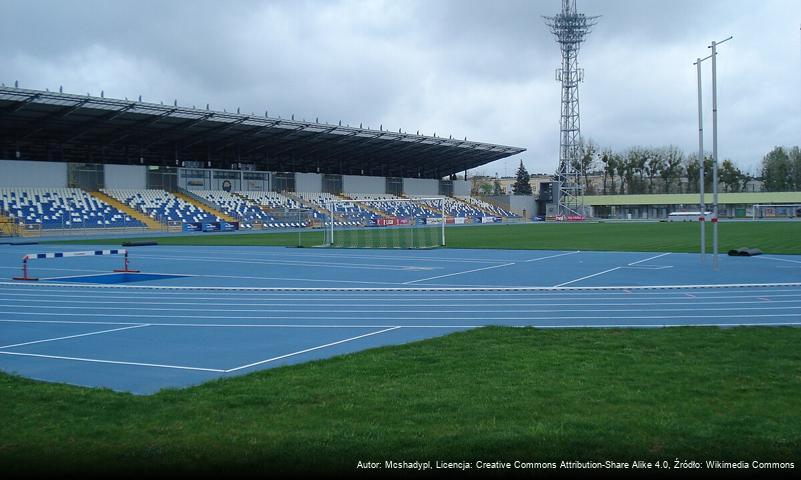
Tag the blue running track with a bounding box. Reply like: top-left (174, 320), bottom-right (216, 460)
top-left (1, 244), bottom-right (799, 394)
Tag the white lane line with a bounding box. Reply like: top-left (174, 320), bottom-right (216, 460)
top-left (1, 318), bottom-right (800, 331)
top-left (524, 251), bottom-right (581, 262)
top-left (0, 324), bottom-right (149, 349)
top-left (402, 262), bottom-right (517, 285)
top-left (759, 256), bottom-right (801, 265)
top-left (554, 253), bottom-right (674, 287)
top-left (5, 304), bottom-right (801, 314)
top-left (0, 350), bottom-right (226, 372)
top-left (134, 254), bottom-right (439, 272)
top-left (3, 297), bottom-right (801, 307)
top-left (2, 282), bottom-right (801, 291)
top-left (1, 289), bottom-right (800, 300)
top-left (0, 311), bottom-right (799, 321)
top-left (554, 267), bottom-right (622, 287)
top-left (225, 326), bottom-right (403, 372)
top-left (628, 252), bottom-right (671, 266)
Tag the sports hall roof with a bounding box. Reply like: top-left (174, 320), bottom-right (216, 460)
top-left (0, 86), bottom-right (525, 179)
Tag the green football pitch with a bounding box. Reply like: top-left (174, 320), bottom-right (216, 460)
top-left (52, 221), bottom-right (801, 254)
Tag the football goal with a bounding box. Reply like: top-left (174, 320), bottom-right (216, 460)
top-left (323, 197), bottom-right (446, 249)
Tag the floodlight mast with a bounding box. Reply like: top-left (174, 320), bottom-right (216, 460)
top-left (544, 0), bottom-right (599, 219)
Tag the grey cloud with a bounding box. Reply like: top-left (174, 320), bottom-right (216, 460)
top-left (1, 0), bottom-right (799, 176)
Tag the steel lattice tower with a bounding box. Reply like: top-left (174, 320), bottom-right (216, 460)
top-left (544, 0), bottom-right (598, 218)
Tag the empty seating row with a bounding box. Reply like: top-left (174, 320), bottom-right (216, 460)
top-left (102, 189), bottom-right (220, 224)
top-left (0, 188), bottom-right (144, 229)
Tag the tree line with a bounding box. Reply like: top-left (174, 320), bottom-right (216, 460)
top-left (547, 141), bottom-right (799, 195)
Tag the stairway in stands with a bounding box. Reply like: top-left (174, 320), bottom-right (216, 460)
top-left (283, 192), bottom-right (348, 223)
top-left (173, 190), bottom-right (238, 223)
top-left (89, 191), bottom-right (164, 230)
top-left (338, 194), bottom-right (389, 218)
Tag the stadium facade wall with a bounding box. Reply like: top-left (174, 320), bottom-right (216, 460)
top-left (453, 180), bottom-right (470, 196)
top-left (295, 172), bottom-right (322, 192)
top-left (509, 195), bottom-right (536, 218)
top-left (0, 160), bottom-right (67, 187)
top-left (105, 165), bottom-right (146, 189)
top-left (343, 175), bottom-right (384, 194)
top-left (403, 178), bottom-right (438, 196)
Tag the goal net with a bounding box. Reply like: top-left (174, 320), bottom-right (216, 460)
top-left (752, 204), bottom-right (801, 220)
top-left (323, 197), bottom-right (446, 249)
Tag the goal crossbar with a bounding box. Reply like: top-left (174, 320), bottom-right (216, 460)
top-left (324, 197), bottom-right (446, 248)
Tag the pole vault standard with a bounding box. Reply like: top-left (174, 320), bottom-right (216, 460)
top-left (12, 249), bottom-right (139, 281)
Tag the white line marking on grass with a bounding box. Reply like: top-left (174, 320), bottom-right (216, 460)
top-left (224, 326), bottom-right (403, 372)
top-left (402, 262), bottom-right (517, 285)
top-left (0, 351), bottom-right (226, 372)
top-left (523, 251), bottom-right (581, 262)
top-left (0, 324), bottom-right (149, 349)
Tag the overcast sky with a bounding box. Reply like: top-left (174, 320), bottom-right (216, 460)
top-left (1, 0), bottom-right (799, 177)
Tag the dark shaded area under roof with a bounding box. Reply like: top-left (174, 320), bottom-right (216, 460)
top-left (0, 86), bottom-right (525, 179)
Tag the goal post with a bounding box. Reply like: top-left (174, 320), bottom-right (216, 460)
top-left (323, 197), bottom-right (446, 249)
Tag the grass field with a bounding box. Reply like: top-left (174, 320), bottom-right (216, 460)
top-left (2, 326), bottom-right (801, 475)
top-left (8, 221), bottom-right (801, 474)
top-left (49, 221), bottom-right (801, 254)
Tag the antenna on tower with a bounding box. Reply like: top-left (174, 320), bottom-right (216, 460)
top-left (544, 0), bottom-right (599, 219)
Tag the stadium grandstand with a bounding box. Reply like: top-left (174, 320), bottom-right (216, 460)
top-left (0, 85), bottom-right (526, 236)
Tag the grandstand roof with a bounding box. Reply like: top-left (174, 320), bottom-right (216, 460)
top-left (0, 86), bottom-right (525, 179)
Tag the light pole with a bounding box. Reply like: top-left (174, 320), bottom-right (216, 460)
top-left (709, 35), bottom-right (733, 271)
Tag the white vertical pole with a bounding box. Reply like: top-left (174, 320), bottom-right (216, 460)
top-left (709, 35), bottom-right (732, 271)
top-left (328, 202), bottom-right (334, 246)
top-left (441, 197), bottom-right (446, 246)
top-left (711, 40), bottom-right (719, 271)
top-left (696, 57), bottom-right (706, 265)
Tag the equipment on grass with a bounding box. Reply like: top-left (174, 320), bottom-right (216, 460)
top-left (323, 197), bottom-right (446, 249)
top-left (12, 249), bottom-right (138, 281)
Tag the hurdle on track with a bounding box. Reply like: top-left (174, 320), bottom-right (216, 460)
top-left (12, 249), bottom-right (139, 281)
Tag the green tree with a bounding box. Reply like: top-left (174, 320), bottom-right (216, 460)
top-left (575, 138), bottom-right (598, 194)
top-left (761, 147), bottom-right (791, 191)
top-left (493, 179), bottom-right (502, 196)
top-left (644, 148), bottom-right (665, 193)
top-left (719, 159), bottom-right (745, 192)
top-left (658, 146), bottom-right (684, 194)
top-left (511, 161), bottom-right (532, 195)
top-left (684, 154), bottom-right (714, 193)
top-left (790, 146), bottom-right (801, 190)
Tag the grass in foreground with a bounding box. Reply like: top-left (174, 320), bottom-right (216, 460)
top-left (48, 221), bottom-right (801, 254)
top-left (2, 326), bottom-right (800, 474)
